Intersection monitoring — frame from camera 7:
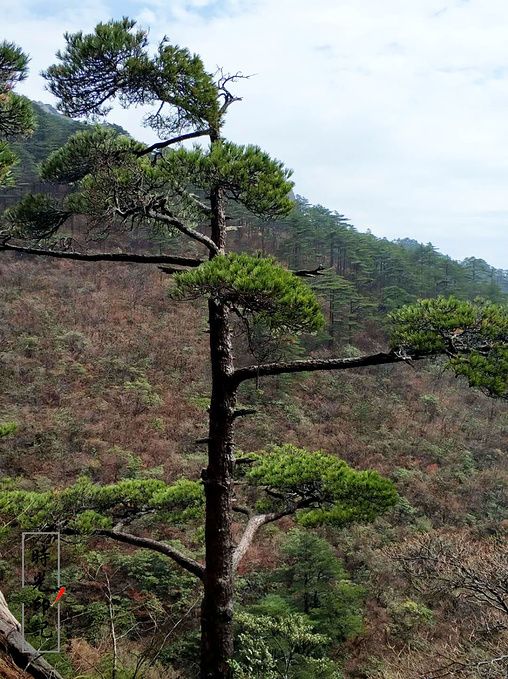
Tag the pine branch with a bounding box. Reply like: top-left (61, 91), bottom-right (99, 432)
top-left (232, 511), bottom-right (289, 571)
top-left (232, 408), bottom-right (257, 419)
top-left (0, 241), bottom-right (203, 267)
top-left (231, 502), bottom-right (251, 517)
top-left (232, 350), bottom-right (440, 384)
top-left (232, 497), bottom-right (316, 571)
top-left (135, 128), bottom-right (212, 157)
top-left (292, 265), bottom-right (329, 277)
top-left (148, 209), bottom-right (219, 254)
top-left (158, 265), bottom-right (202, 275)
top-left (187, 193), bottom-right (213, 215)
top-left (97, 529), bottom-right (205, 580)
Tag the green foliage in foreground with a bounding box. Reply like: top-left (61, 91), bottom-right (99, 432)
top-left (174, 253), bottom-right (325, 335)
top-left (277, 530), bottom-right (363, 641)
top-left (0, 445), bottom-right (395, 676)
top-left (0, 477), bottom-right (204, 532)
top-left (390, 296), bottom-right (508, 398)
top-left (245, 530), bottom-right (364, 646)
top-left (4, 192), bottom-right (71, 239)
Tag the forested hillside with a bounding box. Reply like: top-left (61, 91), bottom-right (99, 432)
top-left (229, 198), bottom-right (508, 346)
top-left (0, 97), bottom-right (507, 679)
top-left (9, 101), bottom-right (86, 183)
top-left (2, 100), bottom-right (128, 188)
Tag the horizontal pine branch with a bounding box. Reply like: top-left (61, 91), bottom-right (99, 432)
top-left (0, 241), bottom-right (203, 267)
top-left (232, 350), bottom-right (440, 384)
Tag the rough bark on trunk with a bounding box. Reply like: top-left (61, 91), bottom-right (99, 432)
top-left (200, 176), bottom-right (237, 678)
top-left (201, 299), bottom-right (236, 678)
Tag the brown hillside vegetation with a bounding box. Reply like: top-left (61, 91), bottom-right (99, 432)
top-left (0, 252), bottom-right (506, 677)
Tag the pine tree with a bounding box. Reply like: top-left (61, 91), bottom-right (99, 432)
top-left (0, 19), bottom-right (506, 677)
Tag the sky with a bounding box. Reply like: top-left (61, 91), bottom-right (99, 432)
top-left (2, 0), bottom-right (507, 268)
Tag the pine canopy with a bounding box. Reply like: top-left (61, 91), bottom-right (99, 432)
top-left (0, 41), bottom-right (35, 186)
top-left (174, 253), bottom-right (325, 335)
top-left (390, 297), bottom-right (508, 398)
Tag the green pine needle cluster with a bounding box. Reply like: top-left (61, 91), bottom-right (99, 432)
top-left (159, 141), bottom-right (294, 220)
top-left (174, 253), bottom-right (325, 335)
top-left (0, 477), bottom-right (204, 532)
top-left (390, 296), bottom-right (508, 398)
top-left (5, 193), bottom-right (71, 239)
top-left (205, 141), bottom-right (294, 219)
top-left (244, 445), bottom-right (398, 527)
top-left (0, 41), bottom-right (35, 186)
top-left (39, 126), bottom-right (143, 184)
top-left (44, 17), bottom-right (220, 130)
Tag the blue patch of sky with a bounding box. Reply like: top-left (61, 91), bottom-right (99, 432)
top-left (18, 0), bottom-right (127, 20)
top-left (22, 0), bottom-right (70, 18)
top-left (25, 0), bottom-right (253, 24)
top-left (107, 0), bottom-right (245, 21)
top-left (490, 66), bottom-right (508, 80)
top-left (107, 0), bottom-right (147, 15)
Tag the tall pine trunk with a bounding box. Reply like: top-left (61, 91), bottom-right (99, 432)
top-left (200, 178), bottom-right (237, 678)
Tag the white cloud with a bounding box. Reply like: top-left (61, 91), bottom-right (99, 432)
top-left (2, 0), bottom-right (507, 267)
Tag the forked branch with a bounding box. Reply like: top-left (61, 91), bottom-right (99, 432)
top-left (232, 495), bottom-right (315, 571)
top-left (233, 511), bottom-right (290, 571)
